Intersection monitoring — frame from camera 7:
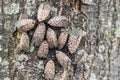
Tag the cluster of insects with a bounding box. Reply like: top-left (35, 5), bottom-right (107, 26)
top-left (15, 2), bottom-right (82, 80)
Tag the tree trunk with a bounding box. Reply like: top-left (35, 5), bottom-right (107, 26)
top-left (0, 0), bottom-right (120, 80)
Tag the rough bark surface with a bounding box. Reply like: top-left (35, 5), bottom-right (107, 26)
top-left (0, 0), bottom-right (120, 80)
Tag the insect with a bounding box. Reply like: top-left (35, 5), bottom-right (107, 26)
top-left (44, 60), bottom-right (55, 80)
top-left (48, 16), bottom-right (69, 27)
top-left (68, 33), bottom-right (82, 54)
top-left (20, 32), bottom-right (30, 52)
top-left (37, 41), bottom-right (49, 58)
top-left (46, 28), bottom-right (58, 49)
top-left (32, 23), bottom-right (46, 47)
top-left (37, 2), bottom-right (51, 22)
top-left (16, 19), bottom-right (35, 32)
top-left (58, 31), bottom-right (68, 49)
top-left (56, 51), bottom-right (71, 69)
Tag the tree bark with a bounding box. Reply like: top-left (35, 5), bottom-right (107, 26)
top-left (0, 0), bottom-right (120, 80)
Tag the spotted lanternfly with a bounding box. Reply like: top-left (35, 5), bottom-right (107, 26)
top-left (48, 16), bottom-right (69, 27)
top-left (56, 51), bottom-right (71, 69)
top-left (46, 28), bottom-right (58, 49)
top-left (16, 19), bottom-right (35, 32)
top-left (37, 41), bottom-right (49, 58)
top-left (58, 31), bottom-right (68, 49)
top-left (32, 23), bottom-right (46, 47)
top-left (20, 32), bottom-right (30, 52)
top-left (37, 2), bottom-right (51, 22)
top-left (68, 33), bottom-right (82, 54)
top-left (44, 60), bottom-right (55, 80)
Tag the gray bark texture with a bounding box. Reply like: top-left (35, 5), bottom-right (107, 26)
top-left (0, 0), bottom-right (120, 80)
